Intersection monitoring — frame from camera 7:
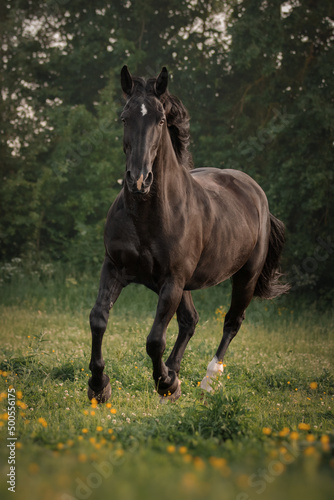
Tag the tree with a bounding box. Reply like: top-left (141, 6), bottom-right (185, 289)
top-left (1, 0), bottom-right (333, 300)
top-left (0, 0), bottom-right (224, 267)
top-left (194, 0), bottom-right (334, 301)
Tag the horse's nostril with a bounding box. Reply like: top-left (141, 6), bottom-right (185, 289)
top-left (126, 170), bottom-right (134, 186)
top-left (145, 171), bottom-right (153, 185)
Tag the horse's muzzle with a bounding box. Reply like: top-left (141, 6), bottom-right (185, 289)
top-left (126, 170), bottom-right (153, 194)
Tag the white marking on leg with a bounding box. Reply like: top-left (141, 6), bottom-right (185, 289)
top-left (141, 103), bottom-right (147, 116)
top-left (136, 173), bottom-right (144, 190)
top-left (200, 356), bottom-right (224, 392)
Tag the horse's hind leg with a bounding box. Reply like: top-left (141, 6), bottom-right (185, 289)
top-left (200, 267), bottom-right (258, 391)
top-left (88, 257), bottom-right (124, 403)
top-left (166, 291), bottom-right (199, 375)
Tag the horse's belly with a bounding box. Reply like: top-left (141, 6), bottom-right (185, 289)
top-left (184, 226), bottom-right (257, 290)
top-left (185, 255), bottom-right (247, 290)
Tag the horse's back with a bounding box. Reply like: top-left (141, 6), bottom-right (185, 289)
top-left (191, 168), bottom-right (267, 205)
top-left (190, 167), bottom-right (269, 228)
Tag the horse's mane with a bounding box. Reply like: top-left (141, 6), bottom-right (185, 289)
top-left (130, 76), bottom-right (193, 169)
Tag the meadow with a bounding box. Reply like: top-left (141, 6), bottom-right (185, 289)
top-left (0, 265), bottom-right (333, 500)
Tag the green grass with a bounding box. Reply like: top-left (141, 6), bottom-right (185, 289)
top-left (0, 275), bottom-right (333, 500)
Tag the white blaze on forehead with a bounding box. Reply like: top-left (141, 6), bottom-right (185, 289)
top-left (141, 103), bottom-right (148, 116)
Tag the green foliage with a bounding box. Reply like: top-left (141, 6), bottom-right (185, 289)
top-left (0, 0), bottom-right (333, 301)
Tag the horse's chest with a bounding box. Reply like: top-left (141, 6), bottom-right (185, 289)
top-left (109, 234), bottom-right (166, 287)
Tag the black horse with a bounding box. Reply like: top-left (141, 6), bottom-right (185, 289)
top-left (88, 66), bottom-right (289, 403)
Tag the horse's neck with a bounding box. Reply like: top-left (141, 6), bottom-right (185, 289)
top-left (153, 127), bottom-right (189, 203)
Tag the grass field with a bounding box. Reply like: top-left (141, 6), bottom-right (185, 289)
top-left (0, 270), bottom-right (333, 500)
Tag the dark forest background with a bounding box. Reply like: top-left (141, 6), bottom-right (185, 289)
top-left (0, 0), bottom-right (333, 304)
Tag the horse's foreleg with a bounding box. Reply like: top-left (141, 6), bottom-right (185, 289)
top-left (166, 291), bottom-right (199, 375)
top-left (146, 282), bottom-right (183, 400)
top-left (88, 257), bottom-right (124, 403)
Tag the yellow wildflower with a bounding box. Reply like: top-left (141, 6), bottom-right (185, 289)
top-left (237, 474), bottom-right (250, 490)
top-left (304, 446), bottom-right (316, 456)
top-left (193, 457), bottom-right (205, 471)
top-left (298, 423), bottom-right (310, 431)
top-left (38, 417), bottom-right (47, 428)
top-left (183, 454), bottom-right (192, 464)
top-left (17, 401), bottom-right (27, 409)
top-left (209, 457), bottom-right (227, 470)
top-left (262, 427), bottom-right (272, 435)
top-left (309, 382), bottom-right (318, 390)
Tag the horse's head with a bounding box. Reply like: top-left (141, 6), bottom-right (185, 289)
top-left (120, 65), bottom-right (168, 195)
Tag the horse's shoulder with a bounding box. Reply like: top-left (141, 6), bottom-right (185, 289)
top-left (105, 191), bottom-right (131, 231)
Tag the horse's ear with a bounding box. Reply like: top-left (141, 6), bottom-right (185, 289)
top-left (121, 65), bottom-right (133, 96)
top-left (155, 67), bottom-right (168, 97)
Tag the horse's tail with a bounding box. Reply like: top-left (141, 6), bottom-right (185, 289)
top-left (254, 213), bottom-right (290, 299)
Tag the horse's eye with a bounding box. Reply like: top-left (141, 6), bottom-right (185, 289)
top-left (121, 117), bottom-right (126, 126)
top-left (159, 118), bottom-right (165, 126)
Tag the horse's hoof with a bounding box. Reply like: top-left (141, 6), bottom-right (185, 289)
top-left (88, 375), bottom-right (111, 403)
top-left (159, 379), bottom-right (182, 404)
